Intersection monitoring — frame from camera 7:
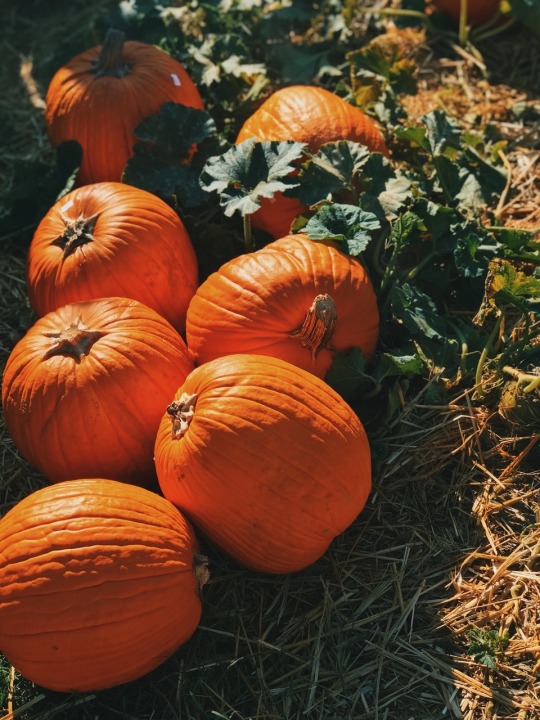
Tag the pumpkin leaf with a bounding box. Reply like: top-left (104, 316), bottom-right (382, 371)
top-left (294, 141), bottom-right (371, 205)
top-left (132, 102), bottom-right (217, 158)
top-left (200, 138), bottom-right (306, 217)
top-left (303, 203), bottom-right (381, 254)
top-left (507, 0), bottom-right (540, 34)
top-left (122, 103), bottom-right (223, 208)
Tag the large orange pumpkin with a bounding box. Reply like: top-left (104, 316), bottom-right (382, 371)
top-left (185, 234), bottom-right (379, 379)
top-left (432, 0), bottom-right (500, 25)
top-left (1, 297), bottom-right (194, 486)
top-left (154, 354), bottom-right (372, 574)
top-left (26, 182), bottom-right (198, 333)
top-left (235, 85), bottom-right (389, 238)
top-left (0, 478), bottom-right (207, 692)
top-left (45, 29), bottom-right (204, 185)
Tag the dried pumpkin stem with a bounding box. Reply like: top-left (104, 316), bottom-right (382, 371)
top-left (290, 294), bottom-right (337, 357)
top-left (193, 554), bottom-right (210, 595)
top-left (53, 213), bottom-right (100, 259)
top-left (43, 319), bottom-right (103, 361)
top-left (167, 392), bottom-right (198, 439)
top-left (90, 29), bottom-right (131, 79)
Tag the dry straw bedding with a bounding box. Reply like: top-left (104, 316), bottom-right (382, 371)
top-left (0, 1), bottom-right (539, 719)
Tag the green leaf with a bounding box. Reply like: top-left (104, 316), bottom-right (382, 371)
top-left (132, 102), bottom-right (217, 159)
top-left (303, 203), bottom-right (381, 254)
top-left (507, 0), bottom-right (540, 34)
top-left (122, 103), bottom-right (222, 208)
top-left (200, 139), bottom-right (306, 217)
top-left (325, 348), bottom-right (379, 400)
top-left (388, 283), bottom-right (451, 342)
top-left (294, 141), bottom-right (371, 205)
top-left (422, 110), bottom-right (462, 155)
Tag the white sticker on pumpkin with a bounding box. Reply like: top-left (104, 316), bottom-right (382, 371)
top-left (171, 73), bottom-right (182, 86)
top-left (60, 199), bottom-right (74, 213)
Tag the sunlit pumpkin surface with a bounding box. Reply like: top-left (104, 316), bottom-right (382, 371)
top-left (155, 353), bottom-right (372, 574)
top-left (0, 479), bottom-right (204, 692)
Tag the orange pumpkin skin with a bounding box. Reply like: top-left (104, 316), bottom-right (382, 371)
top-left (155, 354), bottom-right (372, 573)
top-left (45, 31), bottom-right (204, 185)
top-left (236, 85), bottom-right (389, 237)
top-left (0, 478), bottom-right (206, 692)
top-left (26, 182), bottom-right (198, 333)
top-left (1, 297), bottom-right (194, 486)
top-left (185, 234), bottom-right (379, 379)
top-left (432, 0), bottom-right (500, 25)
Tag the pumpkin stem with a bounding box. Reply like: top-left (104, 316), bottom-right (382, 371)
top-left (193, 554), bottom-right (210, 595)
top-left (89, 29), bottom-right (131, 79)
top-left (52, 213), bottom-right (100, 259)
top-left (43, 318), bottom-right (103, 361)
top-left (290, 293), bottom-right (337, 356)
top-left (167, 392), bottom-right (198, 439)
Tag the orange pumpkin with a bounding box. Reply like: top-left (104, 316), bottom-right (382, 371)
top-left (0, 478), bottom-right (207, 692)
top-left (45, 29), bottom-right (204, 185)
top-left (154, 354), bottom-right (372, 574)
top-left (236, 85), bottom-right (389, 238)
top-left (432, 0), bottom-right (500, 25)
top-left (185, 234), bottom-right (379, 379)
top-left (26, 182), bottom-right (198, 333)
top-left (1, 297), bottom-right (194, 486)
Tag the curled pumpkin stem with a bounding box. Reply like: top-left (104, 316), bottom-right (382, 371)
top-left (167, 393), bottom-right (198, 439)
top-left (290, 294), bottom-right (337, 357)
top-left (90, 28), bottom-right (131, 79)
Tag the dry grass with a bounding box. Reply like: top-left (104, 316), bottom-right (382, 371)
top-left (0, 2), bottom-right (539, 719)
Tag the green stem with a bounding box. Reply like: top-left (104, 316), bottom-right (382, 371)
top-left (459, 0), bottom-right (469, 46)
top-left (243, 214), bottom-right (254, 252)
top-left (404, 250), bottom-right (437, 283)
top-left (472, 17), bottom-right (516, 43)
top-left (474, 313), bottom-right (504, 399)
top-left (502, 366), bottom-right (540, 393)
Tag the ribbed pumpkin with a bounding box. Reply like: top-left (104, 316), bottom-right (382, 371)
top-left (45, 29), bottom-right (204, 185)
top-left (154, 354), bottom-right (372, 574)
top-left (236, 85), bottom-right (389, 238)
top-left (185, 234), bottom-right (379, 379)
top-left (0, 478), bottom-right (208, 692)
top-left (2, 297), bottom-right (194, 486)
top-left (432, 0), bottom-right (500, 25)
top-left (26, 182), bottom-right (198, 333)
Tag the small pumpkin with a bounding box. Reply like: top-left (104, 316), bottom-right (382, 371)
top-left (431, 0), bottom-right (501, 25)
top-left (154, 353), bottom-right (372, 574)
top-left (45, 29), bottom-right (204, 185)
top-left (26, 182), bottom-right (198, 333)
top-left (236, 85), bottom-right (389, 238)
top-left (185, 234), bottom-right (379, 379)
top-left (2, 297), bottom-right (194, 486)
top-left (0, 478), bottom-right (208, 692)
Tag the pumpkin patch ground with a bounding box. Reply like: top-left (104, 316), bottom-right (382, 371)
top-left (1, 0), bottom-right (539, 718)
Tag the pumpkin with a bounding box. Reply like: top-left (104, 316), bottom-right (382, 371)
top-left (45, 29), bottom-right (204, 185)
top-left (0, 478), bottom-right (208, 692)
top-left (235, 85), bottom-right (389, 238)
top-left (154, 353), bottom-right (372, 574)
top-left (185, 233), bottom-right (379, 379)
top-left (432, 0), bottom-right (501, 25)
top-left (1, 297), bottom-right (194, 486)
top-left (26, 182), bottom-right (198, 333)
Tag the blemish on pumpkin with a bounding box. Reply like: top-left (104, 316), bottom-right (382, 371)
top-left (290, 293), bottom-right (337, 357)
top-left (167, 392), bottom-right (198, 439)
